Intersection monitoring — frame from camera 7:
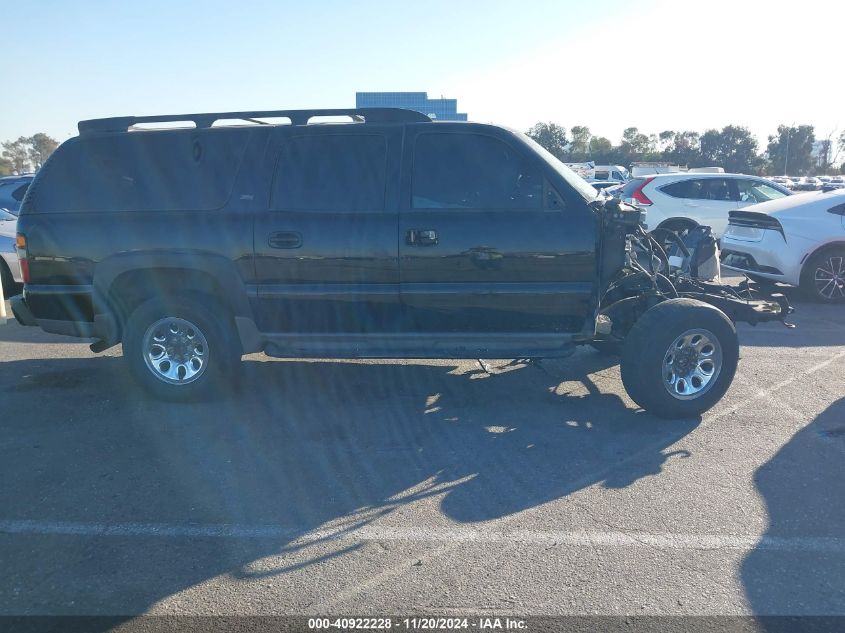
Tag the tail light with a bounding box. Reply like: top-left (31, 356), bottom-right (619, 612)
top-left (632, 177), bottom-right (655, 206)
top-left (15, 233), bottom-right (29, 283)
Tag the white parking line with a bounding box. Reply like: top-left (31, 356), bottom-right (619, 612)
top-left (1, 519), bottom-right (844, 554)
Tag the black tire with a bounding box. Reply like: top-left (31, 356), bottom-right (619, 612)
top-left (122, 296), bottom-right (242, 401)
top-left (590, 339), bottom-right (623, 356)
top-left (651, 221), bottom-right (696, 258)
top-left (799, 246), bottom-right (845, 303)
top-left (657, 220), bottom-right (697, 234)
top-left (620, 298), bottom-right (739, 419)
top-left (1, 260), bottom-right (21, 299)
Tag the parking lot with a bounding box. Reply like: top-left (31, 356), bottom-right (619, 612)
top-left (1, 280), bottom-right (844, 620)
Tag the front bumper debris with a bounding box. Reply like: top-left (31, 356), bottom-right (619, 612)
top-left (674, 277), bottom-right (795, 328)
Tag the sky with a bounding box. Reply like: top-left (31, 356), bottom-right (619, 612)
top-left (2, 0), bottom-right (843, 148)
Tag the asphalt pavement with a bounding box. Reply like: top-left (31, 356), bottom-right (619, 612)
top-left (1, 285), bottom-right (844, 623)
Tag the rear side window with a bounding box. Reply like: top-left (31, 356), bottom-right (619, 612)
top-left (271, 134), bottom-right (386, 212)
top-left (11, 183), bottom-right (29, 201)
top-left (660, 179), bottom-right (699, 198)
top-left (0, 182), bottom-right (19, 210)
top-left (736, 179), bottom-right (788, 203)
top-left (661, 178), bottom-right (736, 201)
top-left (28, 129), bottom-right (250, 213)
top-left (593, 170), bottom-right (610, 180)
top-left (412, 133), bottom-right (542, 210)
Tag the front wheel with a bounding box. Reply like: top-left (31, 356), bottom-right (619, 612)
top-left (620, 298), bottom-right (739, 419)
top-left (123, 297), bottom-right (241, 401)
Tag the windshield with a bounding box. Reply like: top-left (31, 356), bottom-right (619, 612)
top-left (0, 208), bottom-right (16, 221)
top-left (518, 133), bottom-right (598, 201)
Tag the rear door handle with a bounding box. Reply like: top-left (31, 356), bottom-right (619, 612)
top-left (406, 229), bottom-right (438, 246)
top-left (268, 231), bottom-right (302, 249)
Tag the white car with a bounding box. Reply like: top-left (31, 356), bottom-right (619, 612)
top-left (0, 208), bottom-right (23, 297)
top-left (798, 176), bottom-right (822, 191)
top-left (720, 189), bottom-right (845, 302)
top-left (769, 176), bottom-right (794, 189)
top-left (616, 173), bottom-right (792, 238)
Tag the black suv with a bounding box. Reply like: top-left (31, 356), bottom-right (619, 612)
top-left (10, 108), bottom-right (790, 417)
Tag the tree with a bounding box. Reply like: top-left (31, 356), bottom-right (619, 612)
top-left (767, 125), bottom-right (815, 176)
top-left (815, 139), bottom-right (832, 173)
top-left (1, 137), bottom-right (31, 173)
top-left (0, 133), bottom-right (59, 174)
top-left (618, 127), bottom-right (655, 163)
top-left (590, 136), bottom-right (615, 164)
top-left (526, 122), bottom-right (568, 160)
top-left (28, 133), bottom-right (58, 170)
top-left (663, 131), bottom-right (701, 166)
top-left (568, 125), bottom-right (592, 161)
top-left (830, 130), bottom-right (845, 170)
top-left (699, 125), bottom-right (764, 174)
top-left (657, 130), bottom-right (675, 153)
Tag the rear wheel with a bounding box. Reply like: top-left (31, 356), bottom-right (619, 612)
top-left (800, 247), bottom-right (845, 303)
top-left (1, 260), bottom-right (21, 299)
top-left (654, 220), bottom-right (697, 242)
top-left (620, 298), bottom-right (739, 419)
top-left (123, 296), bottom-right (241, 400)
top-left (651, 221), bottom-right (696, 257)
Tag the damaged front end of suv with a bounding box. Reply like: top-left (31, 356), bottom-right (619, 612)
top-left (584, 197), bottom-right (793, 417)
top-left (593, 197), bottom-right (793, 343)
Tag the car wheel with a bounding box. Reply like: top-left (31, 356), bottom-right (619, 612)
top-left (123, 296), bottom-right (241, 401)
top-left (651, 221), bottom-right (696, 254)
top-left (800, 247), bottom-right (845, 303)
top-left (1, 260), bottom-right (21, 299)
top-left (620, 298), bottom-right (739, 419)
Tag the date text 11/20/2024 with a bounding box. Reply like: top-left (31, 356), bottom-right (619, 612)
top-left (307, 617), bottom-right (528, 630)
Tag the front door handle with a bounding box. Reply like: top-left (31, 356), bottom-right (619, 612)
top-left (406, 229), bottom-right (438, 246)
top-left (268, 231), bottom-right (302, 249)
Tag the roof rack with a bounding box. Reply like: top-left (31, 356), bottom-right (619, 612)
top-left (78, 108), bottom-right (431, 135)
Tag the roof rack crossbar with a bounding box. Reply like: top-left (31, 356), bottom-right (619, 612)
top-left (78, 108), bottom-right (431, 135)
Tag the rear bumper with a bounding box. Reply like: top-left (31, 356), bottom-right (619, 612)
top-left (10, 295), bottom-right (37, 326)
top-left (11, 289), bottom-right (117, 341)
top-left (720, 231), bottom-right (803, 286)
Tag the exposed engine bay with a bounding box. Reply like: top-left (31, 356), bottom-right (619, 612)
top-left (592, 198), bottom-right (794, 344)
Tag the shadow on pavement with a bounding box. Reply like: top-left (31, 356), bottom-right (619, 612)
top-left (0, 351), bottom-right (699, 618)
top-left (741, 396), bottom-right (845, 622)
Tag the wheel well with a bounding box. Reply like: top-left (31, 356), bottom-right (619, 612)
top-left (657, 218), bottom-right (698, 231)
top-left (107, 268), bottom-right (232, 331)
top-left (802, 241), bottom-right (845, 269)
top-left (0, 257), bottom-right (16, 297)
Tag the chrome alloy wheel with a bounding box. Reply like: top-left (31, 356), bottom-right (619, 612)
top-left (814, 255), bottom-right (845, 300)
top-left (662, 329), bottom-right (722, 400)
top-left (142, 317), bottom-right (209, 385)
